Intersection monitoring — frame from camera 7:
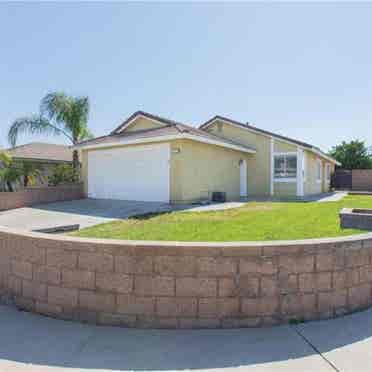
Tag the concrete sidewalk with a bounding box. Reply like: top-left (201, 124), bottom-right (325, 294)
top-left (1, 304), bottom-right (372, 371)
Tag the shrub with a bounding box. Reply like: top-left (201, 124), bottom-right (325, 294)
top-left (49, 164), bottom-right (79, 186)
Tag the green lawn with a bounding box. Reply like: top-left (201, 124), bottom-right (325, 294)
top-left (71, 195), bottom-right (372, 242)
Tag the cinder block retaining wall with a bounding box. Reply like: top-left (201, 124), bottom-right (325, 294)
top-left (1, 227), bottom-right (372, 328)
top-left (0, 184), bottom-right (84, 211)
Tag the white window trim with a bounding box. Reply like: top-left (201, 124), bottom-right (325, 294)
top-left (273, 151), bottom-right (297, 156)
top-left (274, 178), bottom-right (297, 183)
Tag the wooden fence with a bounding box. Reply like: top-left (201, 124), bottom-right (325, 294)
top-left (332, 169), bottom-right (372, 191)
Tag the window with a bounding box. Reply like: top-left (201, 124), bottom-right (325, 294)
top-left (316, 160), bottom-right (322, 182)
top-left (274, 154), bottom-right (297, 179)
top-left (326, 164), bottom-right (331, 181)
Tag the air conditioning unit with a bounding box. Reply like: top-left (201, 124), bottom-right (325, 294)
top-left (211, 191), bottom-right (226, 203)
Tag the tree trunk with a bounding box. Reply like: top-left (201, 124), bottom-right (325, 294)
top-left (6, 181), bottom-right (13, 192)
top-left (72, 150), bottom-right (80, 180)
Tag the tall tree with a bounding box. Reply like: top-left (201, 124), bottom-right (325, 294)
top-left (329, 140), bottom-right (372, 169)
top-left (8, 92), bottom-right (93, 172)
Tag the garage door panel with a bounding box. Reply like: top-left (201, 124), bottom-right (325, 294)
top-left (88, 143), bottom-right (170, 202)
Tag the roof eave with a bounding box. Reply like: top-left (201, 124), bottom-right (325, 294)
top-left (74, 133), bottom-right (256, 154)
top-left (201, 117), bottom-right (339, 165)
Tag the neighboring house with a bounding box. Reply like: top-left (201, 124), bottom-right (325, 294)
top-left (75, 111), bottom-right (339, 203)
top-left (6, 142), bottom-right (73, 187)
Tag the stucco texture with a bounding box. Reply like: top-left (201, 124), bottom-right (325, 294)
top-left (274, 140), bottom-right (297, 153)
top-left (80, 116), bottom-right (336, 202)
top-left (81, 138), bottom-right (250, 204)
top-left (169, 139), bottom-right (250, 203)
top-left (206, 121), bottom-right (271, 196)
top-left (124, 117), bottom-right (167, 132)
top-left (273, 182), bottom-right (297, 197)
top-left (304, 151), bottom-right (334, 195)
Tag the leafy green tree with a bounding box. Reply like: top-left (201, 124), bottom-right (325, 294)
top-left (0, 151), bottom-right (44, 191)
top-left (8, 92), bottom-right (93, 172)
top-left (329, 140), bottom-right (372, 169)
top-left (17, 161), bottom-right (43, 187)
top-left (0, 151), bottom-right (21, 191)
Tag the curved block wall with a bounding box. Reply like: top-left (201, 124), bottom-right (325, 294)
top-left (1, 227), bottom-right (372, 328)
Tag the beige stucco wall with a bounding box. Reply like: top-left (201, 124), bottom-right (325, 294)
top-left (273, 140), bottom-right (297, 153)
top-left (273, 182), bottom-right (297, 197)
top-left (304, 151), bottom-right (322, 195)
top-left (80, 117), bottom-right (336, 201)
top-left (206, 121), bottom-right (271, 196)
top-left (322, 161), bottom-right (335, 192)
top-left (170, 139), bottom-right (250, 203)
top-left (125, 117), bottom-right (166, 132)
top-left (303, 151), bottom-right (334, 195)
top-left (80, 139), bottom-right (250, 203)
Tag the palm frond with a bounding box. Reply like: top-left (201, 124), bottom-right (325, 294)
top-left (77, 124), bottom-right (94, 142)
top-left (0, 150), bottom-right (12, 166)
top-left (40, 92), bottom-right (90, 144)
top-left (8, 115), bottom-right (73, 147)
top-left (68, 96), bottom-right (90, 142)
top-left (40, 92), bottom-right (73, 125)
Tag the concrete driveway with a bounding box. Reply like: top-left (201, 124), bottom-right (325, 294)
top-left (0, 199), bottom-right (247, 232)
top-left (1, 303), bottom-right (372, 371)
top-left (0, 199), bottom-right (174, 231)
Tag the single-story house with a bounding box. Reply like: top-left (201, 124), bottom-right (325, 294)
top-left (6, 142), bottom-right (73, 187)
top-left (75, 111), bottom-right (339, 203)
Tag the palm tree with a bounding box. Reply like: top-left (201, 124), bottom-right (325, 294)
top-left (8, 92), bottom-right (93, 172)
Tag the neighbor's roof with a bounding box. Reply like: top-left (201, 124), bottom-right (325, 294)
top-left (6, 142), bottom-right (73, 163)
top-left (75, 111), bottom-right (257, 154)
top-left (200, 115), bottom-right (339, 165)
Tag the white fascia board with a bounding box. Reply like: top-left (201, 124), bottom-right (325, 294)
top-left (204, 118), bottom-right (339, 165)
top-left (311, 148), bottom-right (341, 166)
top-left (115, 114), bottom-right (167, 134)
top-left (182, 134), bottom-right (256, 154)
top-left (74, 134), bottom-right (256, 154)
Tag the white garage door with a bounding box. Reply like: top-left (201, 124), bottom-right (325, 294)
top-left (88, 143), bottom-right (170, 202)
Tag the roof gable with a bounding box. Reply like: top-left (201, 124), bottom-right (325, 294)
top-left (112, 111), bottom-right (186, 134)
top-left (200, 116), bottom-right (339, 165)
top-left (76, 111), bottom-right (256, 154)
top-left (112, 112), bottom-right (169, 134)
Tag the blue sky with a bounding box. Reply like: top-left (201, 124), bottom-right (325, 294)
top-left (1, 2), bottom-right (372, 152)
